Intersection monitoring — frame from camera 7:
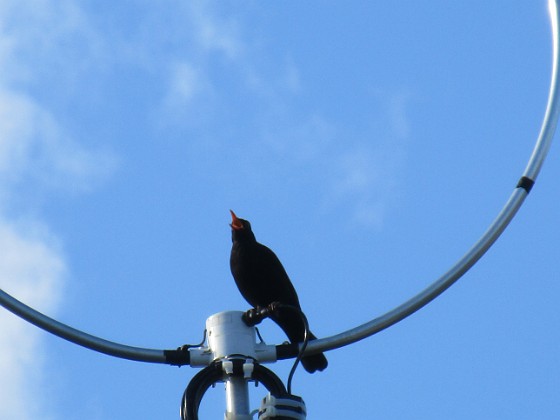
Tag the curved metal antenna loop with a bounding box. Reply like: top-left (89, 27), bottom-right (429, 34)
top-left (1, 1), bottom-right (558, 364)
top-left (0, 288), bottom-right (168, 363)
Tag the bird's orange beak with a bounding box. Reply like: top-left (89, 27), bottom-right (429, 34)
top-left (230, 210), bottom-right (243, 230)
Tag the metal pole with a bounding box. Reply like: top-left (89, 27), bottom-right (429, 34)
top-left (224, 376), bottom-right (252, 420)
top-left (206, 312), bottom-right (260, 419)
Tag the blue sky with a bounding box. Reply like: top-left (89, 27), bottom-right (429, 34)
top-left (1, 1), bottom-right (559, 419)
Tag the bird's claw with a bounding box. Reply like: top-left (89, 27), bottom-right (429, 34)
top-left (242, 303), bottom-right (282, 326)
top-left (267, 301), bottom-right (281, 314)
top-left (242, 307), bottom-right (264, 326)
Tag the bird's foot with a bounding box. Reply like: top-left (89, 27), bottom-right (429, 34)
top-left (242, 302), bottom-right (283, 326)
top-left (242, 303), bottom-right (282, 326)
top-left (242, 306), bottom-right (266, 326)
top-left (267, 301), bottom-right (282, 314)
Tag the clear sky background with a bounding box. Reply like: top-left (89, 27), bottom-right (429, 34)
top-left (1, 1), bottom-right (559, 419)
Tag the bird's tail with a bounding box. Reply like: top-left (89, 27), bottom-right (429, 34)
top-left (301, 351), bottom-right (328, 373)
top-left (300, 332), bottom-right (328, 373)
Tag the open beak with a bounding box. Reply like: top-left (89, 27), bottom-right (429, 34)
top-left (230, 210), bottom-right (243, 230)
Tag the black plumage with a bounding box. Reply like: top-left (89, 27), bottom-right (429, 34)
top-left (229, 210), bottom-right (328, 373)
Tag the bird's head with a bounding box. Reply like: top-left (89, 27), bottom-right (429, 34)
top-left (230, 210), bottom-right (256, 242)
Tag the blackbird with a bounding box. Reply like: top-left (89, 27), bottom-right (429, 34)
top-left (229, 210), bottom-right (328, 373)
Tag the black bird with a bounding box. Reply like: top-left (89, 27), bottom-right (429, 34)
top-left (229, 210), bottom-right (328, 373)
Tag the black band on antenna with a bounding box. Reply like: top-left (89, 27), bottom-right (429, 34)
top-left (516, 176), bottom-right (535, 193)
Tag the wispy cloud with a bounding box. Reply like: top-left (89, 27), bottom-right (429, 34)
top-left (0, 220), bottom-right (64, 420)
top-left (331, 142), bottom-right (401, 229)
top-left (255, 91), bottom-right (411, 229)
top-left (0, 0), bottom-right (106, 86)
top-left (0, 2), bottom-right (115, 419)
top-left (160, 60), bottom-right (216, 128)
top-left (330, 90), bottom-right (411, 228)
top-left (0, 90), bottom-right (116, 199)
top-left (186, 1), bottom-right (244, 60)
top-left (154, 3), bottom-right (412, 229)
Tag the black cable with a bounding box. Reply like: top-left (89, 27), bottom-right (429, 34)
top-left (181, 361), bottom-right (223, 420)
top-left (180, 359), bottom-right (288, 419)
top-left (253, 362), bottom-right (288, 397)
top-left (274, 304), bottom-right (310, 395)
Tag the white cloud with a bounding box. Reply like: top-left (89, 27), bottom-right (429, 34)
top-left (150, 2), bottom-right (412, 230)
top-left (0, 0), bottom-right (105, 86)
top-left (0, 0), bottom-right (114, 197)
top-left (0, 90), bottom-right (116, 198)
top-left (187, 1), bottom-right (244, 60)
top-left (170, 62), bottom-right (204, 102)
top-left (319, 88), bottom-right (411, 228)
top-left (0, 92), bottom-right (33, 179)
top-left (0, 2), bottom-right (115, 419)
top-left (387, 90), bottom-right (412, 141)
top-left (0, 219), bottom-right (65, 420)
top-left (332, 145), bottom-right (400, 229)
top-left (257, 93), bottom-right (410, 229)
top-left (160, 60), bottom-right (216, 127)
top-left (0, 220), bottom-right (64, 309)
